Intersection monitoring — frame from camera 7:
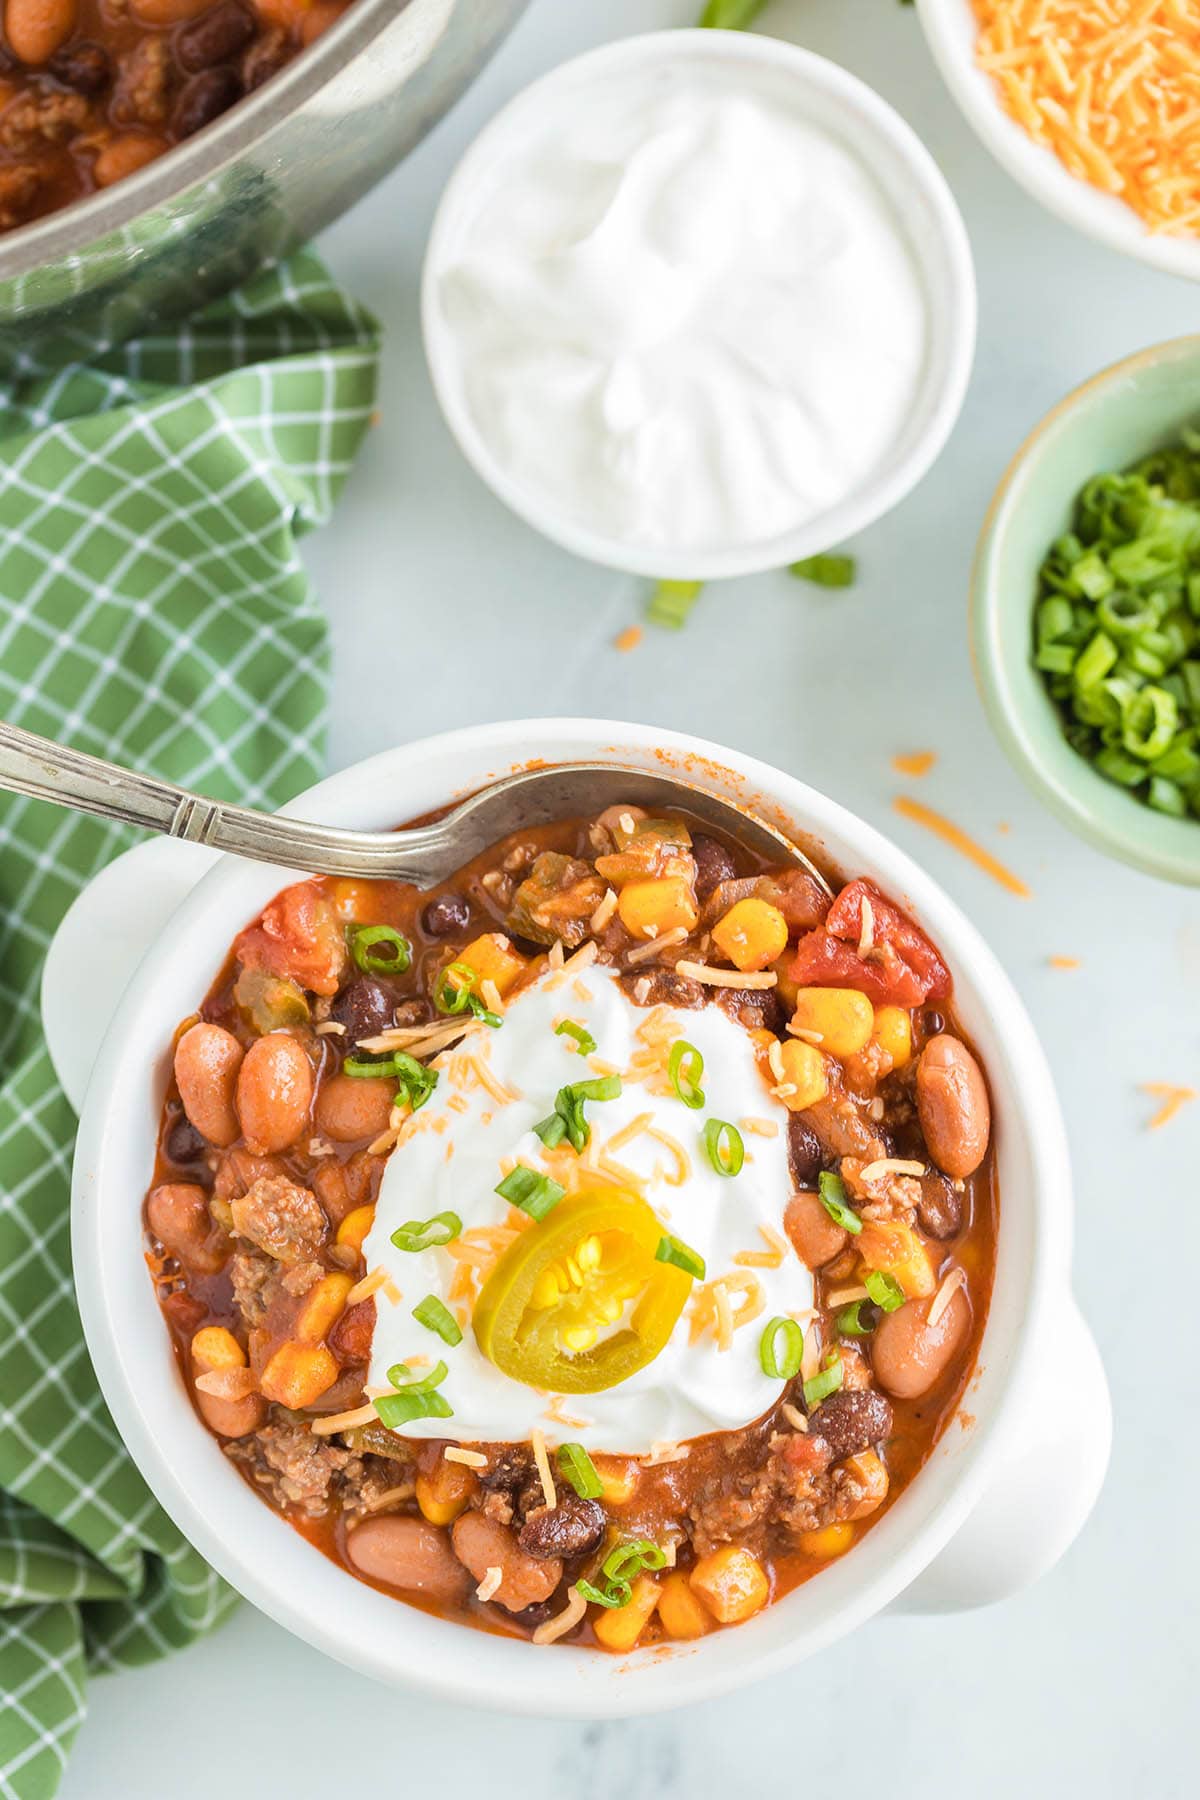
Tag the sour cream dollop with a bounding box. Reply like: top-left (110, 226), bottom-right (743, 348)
top-left (429, 52), bottom-right (929, 555)
top-left (364, 966), bottom-right (813, 1454)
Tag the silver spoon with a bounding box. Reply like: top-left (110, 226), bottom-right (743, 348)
top-left (0, 720), bottom-right (831, 895)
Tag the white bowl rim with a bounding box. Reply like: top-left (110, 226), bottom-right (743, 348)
top-left (916, 0), bottom-right (1200, 282)
top-left (72, 718), bottom-right (1069, 1715)
top-left (421, 28), bottom-right (977, 580)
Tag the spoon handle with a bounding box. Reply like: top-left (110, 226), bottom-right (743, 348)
top-left (0, 720), bottom-right (439, 880)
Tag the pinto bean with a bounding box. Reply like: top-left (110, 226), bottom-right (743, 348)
top-left (916, 1035), bottom-right (990, 1178)
top-left (346, 1515), bottom-right (472, 1604)
top-left (92, 132), bottom-right (166, 186)
top-left (172, 64), bottom-right (241, 137)
top-left (916, 1169), bottom-right (964, 1240)
top-left (236, 1032), bottom-right (313, 1153)
top-left (176, 0), bottom-right (254, 71)
top-left (146, 1182), bottom-right (228, 1273)
top-left (5, 0), bottom-right (77, 65)
top-left (783, 1189), bottom-right (846, 1269)
top-left (518, 1494), bottom-right (605, 1560)
top-left (315, 1073), bottom-right (394, 1143)
top-left (174, 1022), bottom-right (243, 1147)
top-left (451, 1510), bottom-right (562, 1612)
top-left (807, 1388), bottom-right (893, 1460)
top-left (194, 1385), bottom-right (265, 1439)
top-left (131, 0), bottom-right (209, 21)
top-left (872, 1287), bottom-right (971, 1400)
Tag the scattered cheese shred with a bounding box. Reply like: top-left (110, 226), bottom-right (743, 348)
top-left (314, 1020), bottom-right (347, 1036)
top-left (591, 887), bottom-right (618, 931)
top-left (857, 895), bottom-right (875, 958)
top-left (781, 1402), bottom-right (808, 1433)
top-left (643, 1440), bottom-right (690, 1466)
top-left (675, 960), bottom-right (779, 989)
top-left (860, 1157), bottom-right (927, 1182)
top-left (614, 624), bottom-right (643, 653)
top-left (606, 1111), bottom-right (655, 1153)
top-left (625, 925), bottom-right (689, 965)
top-left (739, 1116), bottom-right (780, 1138)
top-left (464, 1054), bottom-right (520, 1106)
top-left (1142, 1081), bottom-right (1196, 1130)
top-left (444, 1447), bottom-right (488, 1469)
top-left (532, 1586), bottom-right (588, 1644)
top-left (1048, 955), bottom-right (1082, 970)
top-left (346, 1266), bottom-right (393, 1306)
top-left (974, 0), bottom-right (1200, 235)
top-left (690, 1271), bottom-right (766, 1347)
top-left (475, 1566), bottom-right (504, 1603)
top-left (927, 1266), bottom-right (969, 1329)
top-left (645, 1124), bottom-right (691, 1186)
top-left (826, 1284), bottom-right (873, 1307)
top-left (361, 1484), bottom-right (415, 1514)
top-left (733, 1224), bottom-right (789, 1269)
top-left (311, 1402), bottom-right (378, 1436)
top-left (892, 750), bottom-right (938, 778)
top-left (531, 1427), bottom-right (557, 1509)
top-left (893, 796), bottom-right (1032, 898)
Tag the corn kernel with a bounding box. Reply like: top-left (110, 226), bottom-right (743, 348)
top-left (617, 877), bottom-right (699, 941)
top-left (658, 1571), bottom-right (714, 1640)
top-left (798, 1522), bottom-right (855, 1558)
top-left (328, 879), bottom-right (380, 923)
top-left (294, 1271), bottom-right (355, 1344)
top-left (688, 1545), bottom-right (769, 1624)
top-left (842, 1450), bottom-right (889, 1521)
top-left (790, 987), bottom-right (875, 1058)
top-left (858, 1219), bottom-right (936, 1299)
top-left (335, 1204), bottom-right (375, 1254)
top-left (775, 1039), bottom-right (828, 1112)
top-left (260, 1341), bottom-right (339, 1409)
top-left (457, 933), bottom-right (527, 998)
top-left (592, 1574), bottom-right (661, 1652)
top-left (872, 1005), bottom-right (912, 1069)
top-left (711, 897), bottom-right (789, 973)
top-left (190, 1326), bottom-right (244, 1373)
top-left (594, 1456), bottom-right (639, 1505)
top-left (415, 1459), bottom-right (476, 1526)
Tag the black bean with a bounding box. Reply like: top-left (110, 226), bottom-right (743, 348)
top-left (421, 891), bottom-right (470, 938)
top-left (508, 1599), bottom-right (556, 1629)
top-left (786, 1117), bottom-right (824, 1188)
top-left (716, 987), bottom-right (785, 1035)
top-left (923, 1009), bottom-right (947, 1038)
top-left (172, 65), bottom-right (241, 138)
top-left (518, 1495), bottom-right (606, 1560)
top-left (329, 977), bottom-right (393, 1044)
top-left (48, 43), bottom-right (111, 96)
top-left (916, 1170), bottom-right (964, 1240)
top-left (690, 832), bottom-right (738, 903)
top-left (619, 967), bottom-right (704, 1010)
top-left (807, 1388), bottom-right (893, 1461)
top-left (166, 1114), bottom-right (207, 1168)
top-left (177, 2), bottom-right (256, 73)
top-left (392, 996), bottom-right (433, 1028)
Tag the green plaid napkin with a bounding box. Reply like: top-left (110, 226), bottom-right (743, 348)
top-left (0, 250), bottom-right (379, 1800)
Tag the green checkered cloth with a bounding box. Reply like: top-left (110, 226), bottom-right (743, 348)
top-left (0, 249), bottom-right (380, 1800)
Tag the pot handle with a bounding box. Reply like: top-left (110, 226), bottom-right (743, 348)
top-left (41, 837), bottom-right (219, 1113)
top-left (890, 1294), bottom-right (1110, 1613)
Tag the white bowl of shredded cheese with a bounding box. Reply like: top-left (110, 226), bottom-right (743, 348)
top-left (918, 0), bottom-right (1200, 282)
top-left (422, 29), bottom-right (976, 579)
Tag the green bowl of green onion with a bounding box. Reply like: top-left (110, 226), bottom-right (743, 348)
top-left (971, 335), bottom-right (1200, 886)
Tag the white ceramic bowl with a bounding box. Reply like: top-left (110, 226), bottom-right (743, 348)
top-left (421, 30), bottom-right (977, 581)
top-left (71, 720), bottom-right (1109, 1714)
top-left (918, 0), bottom-right (1200, 282)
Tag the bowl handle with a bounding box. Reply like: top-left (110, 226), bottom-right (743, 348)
top-left (41, 837), bottom-right (219, 1113)
top-left (889, 1294), bottom-right (1110, 1612)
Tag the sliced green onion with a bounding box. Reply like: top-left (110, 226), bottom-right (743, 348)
top-left (350, 924), bottom-right (411, 975)
top-left (534, 1076), bottom-right (623, 1154)
top-left (647, 579), bottom-right (703, 630)
top-left (411, 1296), bottom-right (463, 1347)
top-left (576, 1577), bottom-right (630, 1610)
top-left (759, 1315), bottom-right (804, 1380)
top-left (789, 553), bottom-right (856, 588)
top-left (494, 1164), bottom-right (566, 1222)
top-left (699, 0), bottom-right (766, 29)
top-left (433, 961), bottom-right (501, 1028)
top-left (557, 1442), bottom-right (603, 1501)
top-left (656, 1233), bottom-right (706, 1281)
top-left (386, 1358), bottom-right (448, 1392)
top-left (602, 1539), bottom-right (667, 1581)
top-left (802, 1348), bottom-right (844, 1409)
top-left (390, 1211), bottom-right (462, 1253)
top-left (864, 1269), bottom-right (905, 1312)
top-left (817, 1170), bottom-right (862, 1235)
top-left (668, 1040), bottom-right (705, 1110)
top-left (344, 1049), bottom-right (439, 1111)
top-left (1122, 684), bottom-right (1178, 760)
top-left (374, 1388), bottom-right (453, 1429)
top-left (835, 1300), bottom-right (876, 1338)
top-left (555, 1020), bottom-right (597, 1055)
top-left (702, 1118), bottom-right (744, 1177)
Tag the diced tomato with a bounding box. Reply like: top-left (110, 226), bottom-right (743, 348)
top-left (789, 880), bottom-right (950, 1007)
top-left (234, 881), bottom-right (348, 997)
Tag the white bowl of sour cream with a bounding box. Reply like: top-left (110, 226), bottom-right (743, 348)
top-left (422, 29), bottom-right (976, 579)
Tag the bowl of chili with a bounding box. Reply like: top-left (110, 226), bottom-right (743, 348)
top-left (69, 718), bottom-right (1111, 1710)
top-left (972, 335), bottom-right (1200, 886)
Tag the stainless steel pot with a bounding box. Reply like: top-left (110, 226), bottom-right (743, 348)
top-left (0, 0), bottom-right (527, 370)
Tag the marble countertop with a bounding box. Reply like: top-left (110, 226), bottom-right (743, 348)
top-left (62, 2), bottom-right (1197, 1794)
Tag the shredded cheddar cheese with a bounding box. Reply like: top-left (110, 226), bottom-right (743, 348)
top-left (892, 750), bottom-right (938, 778)
top-left (893, 796), bottom-right (1032, 897)
top-left (531, 1427), bottom-right (557, 1510)
top-left (973, 0), bottom-right (1200, 235)
top-left (614, 624), bottom-right (643, 653)
top-left (1142, 1081), bottom-right (1196, 1129)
